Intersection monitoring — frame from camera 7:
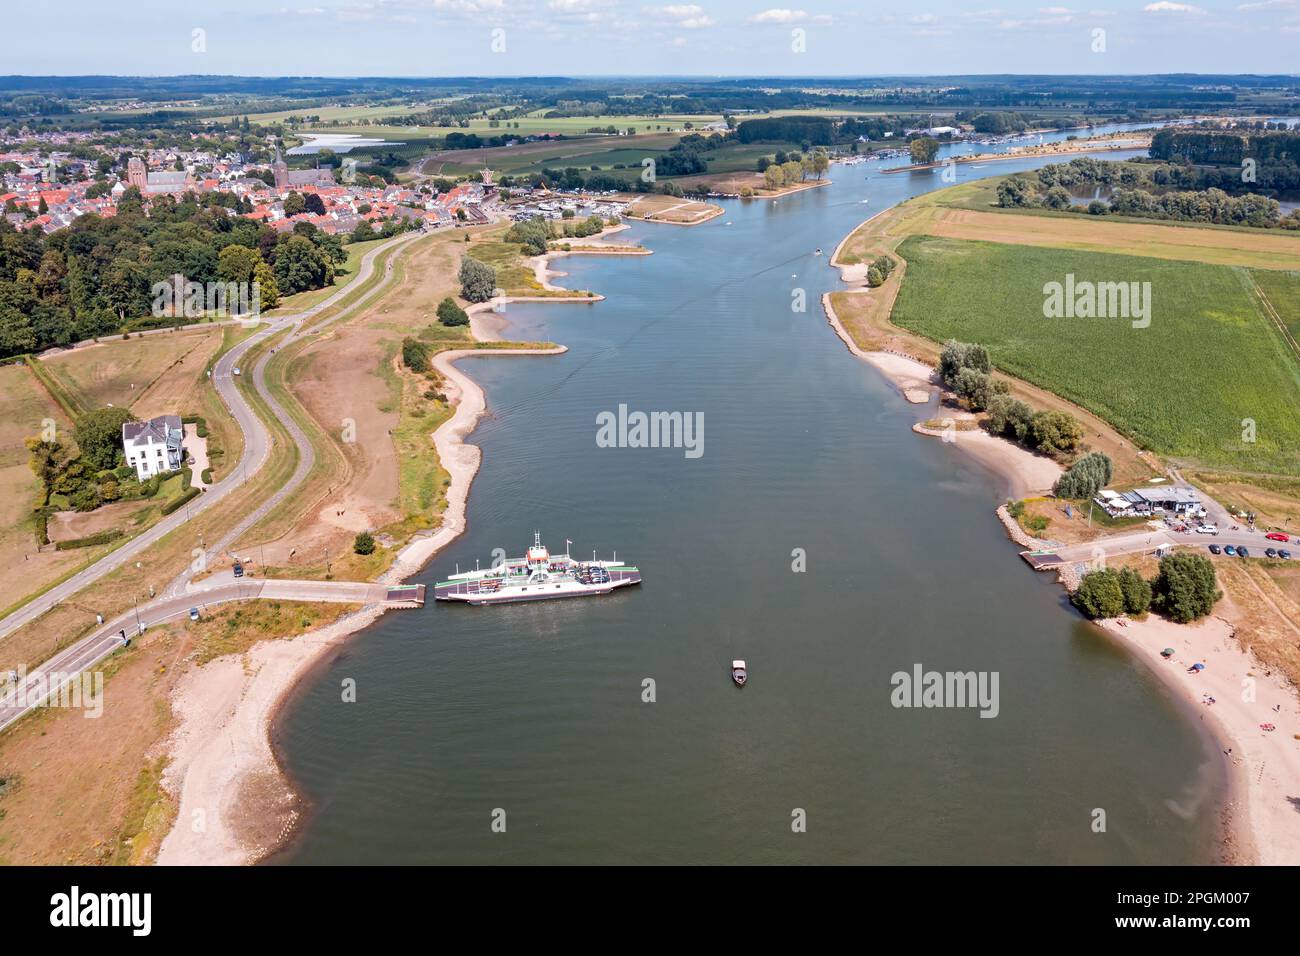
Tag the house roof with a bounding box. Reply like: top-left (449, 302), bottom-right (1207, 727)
top-left (123, 414), bottom-right (183, 448)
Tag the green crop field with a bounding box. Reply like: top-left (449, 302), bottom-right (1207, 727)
top-left (891, 235), bottom-right (1300, 474)
top-left (1251, 268), bottom-right (1300, 342)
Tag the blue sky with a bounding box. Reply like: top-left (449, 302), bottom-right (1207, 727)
top-left (10, 1), bottom-right (1299, 75)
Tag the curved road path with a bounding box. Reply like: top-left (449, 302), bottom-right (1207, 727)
top-left (0, 231), bottom-right (423, 726)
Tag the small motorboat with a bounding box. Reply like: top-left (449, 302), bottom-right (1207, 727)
top-left (731, 660), bottom-right (747, 687)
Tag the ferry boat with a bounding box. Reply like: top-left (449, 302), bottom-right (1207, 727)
top-left (434, 533), bottom-right (641, 605)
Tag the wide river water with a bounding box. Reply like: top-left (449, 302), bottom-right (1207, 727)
top-left (272, 125), bottom-right (1224, 864)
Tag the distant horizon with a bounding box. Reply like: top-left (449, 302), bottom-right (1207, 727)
top-left (4, 71), bottom-right (1300, 80)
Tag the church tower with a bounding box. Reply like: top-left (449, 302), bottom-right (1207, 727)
top-left (272, 146), bottom-right (289, 192)
top-left (127, 156), bottom-right (147, 191)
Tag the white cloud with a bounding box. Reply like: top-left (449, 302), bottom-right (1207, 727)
top-left (1142, 1), bottom-right (1204, 12)
top-left (648, 4), bottom-right (716, 27)
top-left (748, 8), bottom-right (807, 23)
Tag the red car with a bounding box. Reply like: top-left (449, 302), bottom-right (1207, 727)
top-left (1265, 532), bottom-right (1290, 542)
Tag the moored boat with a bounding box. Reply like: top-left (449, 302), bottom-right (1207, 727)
top-left (434, 533), bottom-right (641, 606)
top-left (732, 660), bottom-right (747, 686)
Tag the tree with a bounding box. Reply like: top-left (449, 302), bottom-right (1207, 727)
top-left (304, 193), bottom-right (326, 215)
top-left (74, 407), bottom-right (136, 470)
top-left (217, 244), bottom-right (260, 286)
top-left (986, 395), bottom-right (1035, 442)
top-left (437, 296), bottom-right (470, 327)
top-left (1117, 566), bottom-right (1152, 616)
top-left (1072, 569), bottom-right (1125, 619)
top-left (273, 235), bottom-right (328, 295)
top-left (763, 165), bottom-right (785, 190)
top-left (401, 337), bottom-right (430, 372)
top-left (939, 340), bottom-right (991, 388)
top-left (252, 259), bottom-right (280, 309)
top-left (1030, 409), bottom-right (1084, 456)
top-left (952, 367), bottom-right (1007, 412)
top-left (283, 191), bottom-right (306, 217)
top-left (1053, 451), bottom-right (1113, 499)
top-left (1151, 552), bottom-right (1221, 623)
top-left (910, 137), bottom-right (941, 165)
top-left (353, 531), bottom-right (376, 556)
top-left (25, 436), bottom-right (67, 490)
top-left (458, 257), bottom-right (496, 303)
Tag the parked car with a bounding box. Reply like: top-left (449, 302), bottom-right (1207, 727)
top-left (1266, 548), bottom-right (1278, 558)
top-left (1208, 544), bottom-right (1222, 555)
top-left (233, 562), bottom-right (244, 578)
top-left (1195, 525), bottom-right (1219, 535)
top-left (1265, 532), bottom-right (1290, 542)
top-left (1224, 546), bottom-right (1237, 556)
top-left (189, 607), bottom-right (200, 621)
top-left (1279, 550), bottom-right (1292, 560)
top-left (1238, 546), bottom-right (1250, 558)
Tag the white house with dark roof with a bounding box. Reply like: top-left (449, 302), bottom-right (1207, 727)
top-left (122, 415), bottom-right (184, 480)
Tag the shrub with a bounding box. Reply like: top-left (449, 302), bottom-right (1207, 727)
top-left (1072, 568), bottom-right (1125, 619)
top-left (1117, 566), bottom-right (1152, 616)
top-left (986, 395), bottom-right (1035, 442)
top-left (1030, 410), bottom-right (1084, 457)
top-left (353, 531), bottom-right (376, 555)
top-left (401, 337), bottom-right (430, 373)
top-left (55, 528), bottom-right (124, 551)
top-left (436, 297), bottom-right (470, 327)
top-left (1053, 451), bottom-right (1113, 499)
top-left (1151, 552), bottom-right (1220, 623)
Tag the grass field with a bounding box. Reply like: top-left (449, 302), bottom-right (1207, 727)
top-left (890, 235), bottom-right (1300, 474)
top-left (40, 329), bottom-right (222, 413)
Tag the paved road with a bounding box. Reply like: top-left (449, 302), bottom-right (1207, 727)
top-left (1024, 522), bottom-right (1292, 569)
top-left (0, 577), bottom-right (422, 732)
top-left (0, 231), bottom-right (423, 732)
top-left (0, 231), bottom-right (419, 641)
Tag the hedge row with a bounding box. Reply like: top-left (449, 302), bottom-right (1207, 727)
top-left (161, 486), bottom-right (201, 516)
top-left (55, 528), bottom-right (124, 551)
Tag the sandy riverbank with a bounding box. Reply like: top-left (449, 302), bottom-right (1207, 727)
top-left (820, 290), bottom-right (1061, 498)
top-left (155, 338), bottom-right (568, 863)
top-left (1095, 613), bottom-right (1300, 865)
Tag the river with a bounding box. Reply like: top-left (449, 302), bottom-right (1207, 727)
top-left (270, 126), bottom-right (1225, 865)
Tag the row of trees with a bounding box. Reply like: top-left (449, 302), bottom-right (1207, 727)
top-left (941, 340), bottom-right (1090, 459)
top-left (1073, 552), bottom-right (1220, 624)
top-left (1000, 158), bottom-right (1296, 228)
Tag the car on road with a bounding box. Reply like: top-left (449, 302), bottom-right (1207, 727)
top-left (1238, 546), bottom-right (1250, 558)
top-left (1208, 544), bottom-right (1221, 555)
top-left (233, 367), bottom-right (242, 376)
top-left (1265, 532), bottom-right (1290, 542)
top-left (1224, 545), bottom-right (1236, 556)
top-left (1195, 525), bottom-right (1219, 535)
top-left (233, 562), bottom-right (244, 578)
top-left (1280, 550), bottom-right (1292, 560)
top-left (189, 607), bottom-right (200, 621)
